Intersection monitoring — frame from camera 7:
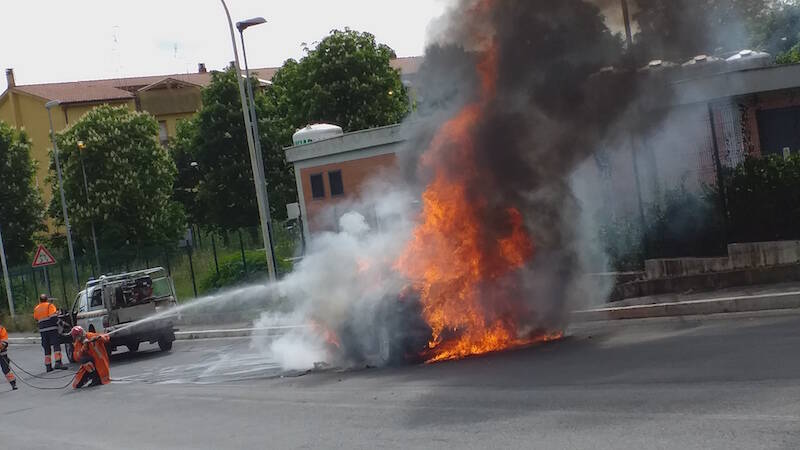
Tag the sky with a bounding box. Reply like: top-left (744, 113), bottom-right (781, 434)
top-left (0, 0), bottom-right (450, 91)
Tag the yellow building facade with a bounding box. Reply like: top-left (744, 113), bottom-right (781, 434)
top-left (0, 57), bottom-right (421, 220)
top-left (0, 68), bottom-right (217, 206)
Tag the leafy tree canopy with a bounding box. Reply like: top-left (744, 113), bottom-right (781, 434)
top-left (0, 121), bottom-right (44, 264)
top-left (48, 105), bottom-right (184, 249)
top-left (170, 68), bottom-right (296, 229)
top-left (631, 0), bottom-right (782, 63)
top-left (268, 28), bottom-right (410, 136)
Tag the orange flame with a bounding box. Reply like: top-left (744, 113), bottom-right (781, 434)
top-left (310, 320), bottom-right (341, 349)
top-left (396, 40), bottom-right (559, 363)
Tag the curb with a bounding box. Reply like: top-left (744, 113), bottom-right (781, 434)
top-left (7, 325), bottom-right (308, 345)
top-left (573, 291), bottom-right (800, 321)
top-left (174, 325), bottom-right (307, 340)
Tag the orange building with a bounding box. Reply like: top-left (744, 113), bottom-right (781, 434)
top-left (285, 124), bottom-right (409, 240)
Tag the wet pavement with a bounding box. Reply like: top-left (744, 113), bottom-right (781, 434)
top-left (2, 312), bottom-right (800, 449)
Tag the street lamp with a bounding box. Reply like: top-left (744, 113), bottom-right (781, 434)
top-left (45, 100), bottom-right (80, 289)
top-left (220, 0), bottom-right (277, 282)
top-left (77, 141), bottom-right (101, 273)
top-left (236, 15), bottom-right (278, 280)
top-left (0, 224), bottom-right (15, 317)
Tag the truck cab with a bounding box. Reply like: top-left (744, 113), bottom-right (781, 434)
top-left (66, 267), bottom-right (179, 354)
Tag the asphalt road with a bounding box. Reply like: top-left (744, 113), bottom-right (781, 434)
top-left (2, 312), bottom-right (800, 449)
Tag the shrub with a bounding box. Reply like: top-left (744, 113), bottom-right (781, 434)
top-left (726, 154), bottom-right (800, 242)
top-left (598, 183), bottom-right (726, 271)
top-left (199, 250), bottom-right (267, 293)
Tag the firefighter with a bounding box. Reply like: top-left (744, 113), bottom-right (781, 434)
top-left (33, 294), bottom-right (67, 372)
top-left (70, 326), bottom-right (111, 389)
top-left (0, 324), bottom-right (18, 390)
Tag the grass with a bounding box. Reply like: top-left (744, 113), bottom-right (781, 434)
top-left (1, 226), bottom-right (300, 326)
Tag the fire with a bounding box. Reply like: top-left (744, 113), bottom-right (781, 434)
top-left (310, 320), bottom-right (341, 349)
top-left (397, 39), bottom-right (559, 363)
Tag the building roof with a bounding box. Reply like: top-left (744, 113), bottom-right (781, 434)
top-left (285, 122), bottom-right (409, 164)
top-left (5, 57), bottom-right (422, 105)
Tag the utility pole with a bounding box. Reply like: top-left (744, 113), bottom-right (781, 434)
top-left (0, 224), bottom-right (15, 317)
top-left (238, 19), bottom-right (279, 280)
top-left (621, 0), bottom-right (633, 48)
top-left (46, 100), bottom-right (80, 289)
top-left (77, 141), bottom-right (101, 272)
top-left (220, 0), bottom-right (277, 282)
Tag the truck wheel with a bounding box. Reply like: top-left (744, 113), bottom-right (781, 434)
top-left (66, 343), bottom-right (75, 363)
top-left (158, 339), bottom-right (173, 352)
top-left (126, 342), bottom-right (140, 353)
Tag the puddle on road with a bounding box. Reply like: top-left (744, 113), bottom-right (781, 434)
top-left (114, 353), bottom-right (287, 385)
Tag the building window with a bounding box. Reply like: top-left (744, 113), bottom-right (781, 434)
top-left (310, 173), bottom-right (325, 199)
top-left (328, 170), bottom-right (344, 196)
top-left (158, 121), bottom-right (169, 146)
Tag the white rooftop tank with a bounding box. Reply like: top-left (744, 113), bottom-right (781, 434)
top-left (292, 124), bottom-right (343, 146)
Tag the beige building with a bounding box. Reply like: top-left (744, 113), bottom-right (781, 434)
top-left (0, 57), bottom-right (423, 207)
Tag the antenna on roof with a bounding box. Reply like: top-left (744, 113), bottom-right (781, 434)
top-left (111, 25), bottom-right (122, 77)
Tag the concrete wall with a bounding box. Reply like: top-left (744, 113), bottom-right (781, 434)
top-left (645, 241), bottom-right (800, 279)
top-left (728, 241), bottom-right (800, 269)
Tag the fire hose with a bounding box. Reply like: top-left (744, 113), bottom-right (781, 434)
top-left (6, 357), bottom-right (77, 390)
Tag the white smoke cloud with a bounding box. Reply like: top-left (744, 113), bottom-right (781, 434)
top-left (251, 180), bottom-right (418, 370)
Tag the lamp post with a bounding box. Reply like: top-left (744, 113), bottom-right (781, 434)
top-left (45, 100), bottom-right (80, 289)
top-left (0, 224), bottom-right (15, 317)
top-left (620, 0), bottom-right (633, 48)
top-left (236, 16), bottom-right (278, 280)
top-left (220, 0), bottom-right (277, 282)
top-left (77, 141), bottom-right (101, 273)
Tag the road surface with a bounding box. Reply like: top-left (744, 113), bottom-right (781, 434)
top-left (1, 311), bottom-right (799, 449)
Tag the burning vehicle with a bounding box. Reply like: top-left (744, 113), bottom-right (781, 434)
top-left (264, 0), bottom-right (674, 370)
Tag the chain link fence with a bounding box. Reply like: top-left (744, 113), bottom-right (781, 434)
top-left (0, 221), bottom-right (303, 320)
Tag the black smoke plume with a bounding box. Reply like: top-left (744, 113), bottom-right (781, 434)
top-left (406, 0), bottom-right (668, 327)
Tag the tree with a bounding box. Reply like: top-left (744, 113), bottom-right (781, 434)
top-left (752, 1), bottom-right (800, 55)
top-left (631, 0), bottom-right (774, 63)
top-left (267, 28), bottom-right (410, 136)
top-left (48, 105), bottom-right (184, 250)
top-left (0, 121), bottom-right (44, 265)
top-left (170, 118), bottom-right (203, 225)
top-left (170, 68), bottom-right (296, 230)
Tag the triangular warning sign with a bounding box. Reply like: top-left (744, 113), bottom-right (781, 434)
top-left (32, 245), bottom-right (57, 268)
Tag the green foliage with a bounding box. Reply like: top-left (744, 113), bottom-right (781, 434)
top-left (198, 250), bottom-right (267, 292)
top-left (170, 68), bottom-right (296, 229)
top-left (0, 312), bottom-right (36, 333)
top-left (47, 105), bottom-right (185, 249)
top-left (597, 214), bottom-right (644, 272)
top-left (268, 28), bottom-right (410, 135)
top-left (776, 42), bottom-right (800, 63)
top-left (198, 229), bottom-right (296, 293)
top-left (598, 184), bottom-right (725, 271)
top-left (170, 119), bottom-right (202, 225)
top-left (726, 154), bottom-right (800, 241)
top-left (0, 121), bottom-right (44, 265)
top-left (631, 0), bottom-right (775, 63)
top-left (644, 185), bottom-right (725, 258)
top-left (752, 2), bottom-right (800, 56)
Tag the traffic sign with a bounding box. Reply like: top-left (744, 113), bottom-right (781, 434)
top-left (32, 245), bottom-right (57, 268)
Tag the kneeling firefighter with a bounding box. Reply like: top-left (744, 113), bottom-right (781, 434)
top-left (70, 326), bottom-right (111, 389)
top-left (0, 324), bottom-right (18, 390)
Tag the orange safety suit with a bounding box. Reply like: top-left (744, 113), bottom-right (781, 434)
top-left (33, 301), bottom-right (64, 367)
top-left (0, 326), bottom-right (16, 386)
top-left (72, 332), bottom-right (111, 388)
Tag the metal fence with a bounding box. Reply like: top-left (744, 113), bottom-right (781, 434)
top-left (0, 222), bottom-right (303, 317)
